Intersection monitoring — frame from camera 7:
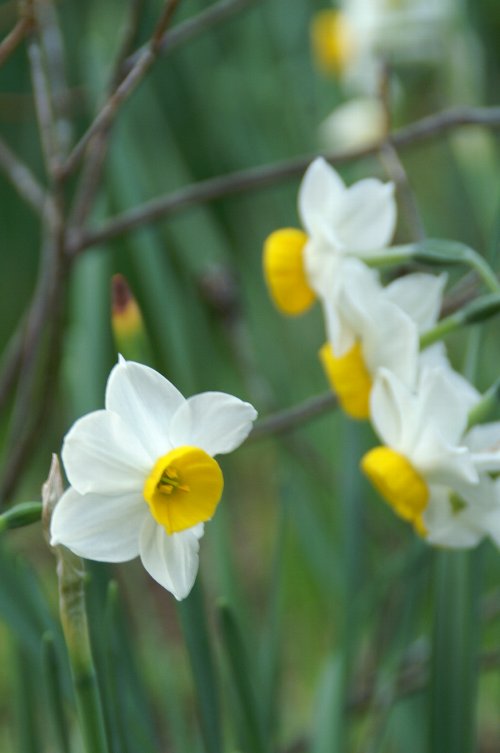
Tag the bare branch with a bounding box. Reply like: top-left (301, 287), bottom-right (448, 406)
top-left (0, 136), bottom-right (47, 213)
top-left (0, 15), bottom-right (33, 69)
top-left (124, 0), bottom-right (260, 70)
top-left (70, 106), bottom-right (500, 253)
top-left (248, 392), bottom-right (338, 442)
top-left (59, 0), bottom-right (181, 179)
top-left (67, 0), bottom-right (147, 231)
top-left (27, 29), bottom-right (60, 176)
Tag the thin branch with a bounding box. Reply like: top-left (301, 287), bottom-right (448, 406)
top-left (59, 0), bottom-right (181, 179)
top-left (67, 0), bottom-right (147, 231)
top-left (26, 27), bottom-right (60, 176)
top-left (35, 0), bottom-right (72, 160)
top-left (124, 0), bottom-right (260, 70)
top-left (248, 392), bottom-right (338, 442)
top-left (0, 15), bottom-right (33, 69)
top-left (379, 142), bottom-right (426, 241)
top-left (70, 106), bottom-right (500, 253)
top-left (0, 135), bottom-right (47, 213)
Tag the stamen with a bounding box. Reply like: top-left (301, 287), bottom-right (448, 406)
top-left (143, 446), bottom-right (223, 534)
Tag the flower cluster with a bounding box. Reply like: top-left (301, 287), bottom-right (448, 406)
top-left (263, 157), bottom-right (500, 548)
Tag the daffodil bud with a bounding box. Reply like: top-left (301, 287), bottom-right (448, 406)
top-left (111, 274), bottom-right (152, 362)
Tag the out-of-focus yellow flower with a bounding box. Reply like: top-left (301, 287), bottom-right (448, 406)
top-left (310, 9), bottom-right (355, 75)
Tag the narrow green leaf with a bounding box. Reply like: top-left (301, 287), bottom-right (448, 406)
top-left (217, 599), bottom-right (268, 753)
top-left (42, 632), bottom-right (71, 753)
top-left (430, 549), bottom-right (481, 753)
top-left (177, 579), bottom-right (223, 753)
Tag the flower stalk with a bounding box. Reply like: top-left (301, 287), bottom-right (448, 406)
top-left (42, 456), bottom-right (109, 753)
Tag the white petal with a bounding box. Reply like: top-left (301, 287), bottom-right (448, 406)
top-left (139, 516), bottom-right (204, 600)
top-left (464, 422), bottom-right (500, 472)
top-left (298, 158), bottom-right (345, 242)
top-left (385, 273), bottom-right (447, 331)
top-left (62, 410), bottom-right (151, 495)
top-left (304, 240), bottom-right (342, 299)
top-left (50, 487), bottom-right (145, 562)
top-left (414, 366), bottom-right (472, 446)
top-left (168, 392), bottom-right (257, 456)
top-left (360, 299), bottom-right (419, 388)
top-left (336, 179), bottom-right (396, 253)
top-left (106, 359), bottom-right (185, 459)
top-left (369, 369), bottom-right (414, 449)
top-left (423, 485), bottom-right (484, 549)
top-left (412, 427), bottom-right (478, 486)
top-left (321, 258), bottom-right (380, 355)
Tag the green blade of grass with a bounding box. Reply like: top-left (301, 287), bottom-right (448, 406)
top-left (217, 599), bottom-right (268, 753)
top-left (177, 579), bottom-right (223, 753)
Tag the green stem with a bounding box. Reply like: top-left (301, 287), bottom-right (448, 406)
top-left (0, 501), bottom-right (42, 532)
top-left (57, 549), bottom-right (109, 753)
top-left (363, 239), bottom-right (500, 293)
top-left (420, 292), bottom-right (500, 348)
top-left (430, 550), bottom-right (480, 753)
top-left (465, 250), bottom-right (500, 293)
top-left (467, 375), bottom-right (500, 428)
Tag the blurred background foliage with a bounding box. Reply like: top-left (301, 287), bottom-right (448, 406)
top-left (1, 0), bottom-right (500, 751)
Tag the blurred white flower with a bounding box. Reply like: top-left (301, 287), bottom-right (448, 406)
top-left (319, 97), bottom-right (387, 152)
top-left (319, 259), bottom-right (446, 418)
top-left (51, 358), bottom-right (257, 600)
top-left (263, 157), bottom-right (396, 314)
top-left (361, 363), bottom-right (500, 546)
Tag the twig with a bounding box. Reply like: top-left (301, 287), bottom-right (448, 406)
top-left (378, 142), bottom-right (426, 242)
top-left (0, 15), bottom-right (33, 69)
top-left (0, 255), bottom-right (68, 503)
top-left (27, 27), bottom-right (60, 177)
top-left (67, 0), bottom-right (147, 231)
top-left (59, 0), bottom-right (181, 179)
top-left (69, 106), bottom-right (500, 253)
top-left (108, 0), bottom-right (146, 91)
top-left (0, 135), bottom-right (47, 214)
top-left (248, 392), bottom-right (338, 442)
top-left (0, 326), bottom-right (25, 415)
top-left (34, 0), bottom-right (72, 160)
top-left (124, 0), bottom-right (260, 70)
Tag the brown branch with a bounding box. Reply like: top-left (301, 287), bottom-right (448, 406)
top-left (34, 0), bottom-right (72, 160)
top-left (27, 27), bottom-right (60, 176)
top-left (59, 0), bottom-right (181, 179)
top-left (0, 15), bottom-right (33, 69)
top-left (0, 135), bottom-right (47, 213)
top-left (70, 106), bottom-right (500, 254)
top-left (378, 141), bottom-right (426, 242)
top-left (67, 0), bottom-right (147, 231)
top-left (124, 0), bottom-right (260, 70)
top-left (248, 392), bottom-right (338, 442)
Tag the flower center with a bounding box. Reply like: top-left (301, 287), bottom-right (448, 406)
top-left (319, 341), bottom-right (372, 419)
top-left (263, 228), bottom-right (316, 315)
top-left (361, 446), bottom-right (429, 536)
top-left (143, 446), bottom-right (224, 535)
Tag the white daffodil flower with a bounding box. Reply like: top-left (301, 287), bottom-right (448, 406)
top-left (50, 358), bottom-right (257, 600)
top-left (328, 0), bottom-right (457, 93)
top-left (318, 97), bottom-right (387, 152)
top-left (319, 258), bottom-right (446, 419)
top-left (361, 364), bottom-right (481, 536)
top-left (263, 157), bottom-right (396, 315)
